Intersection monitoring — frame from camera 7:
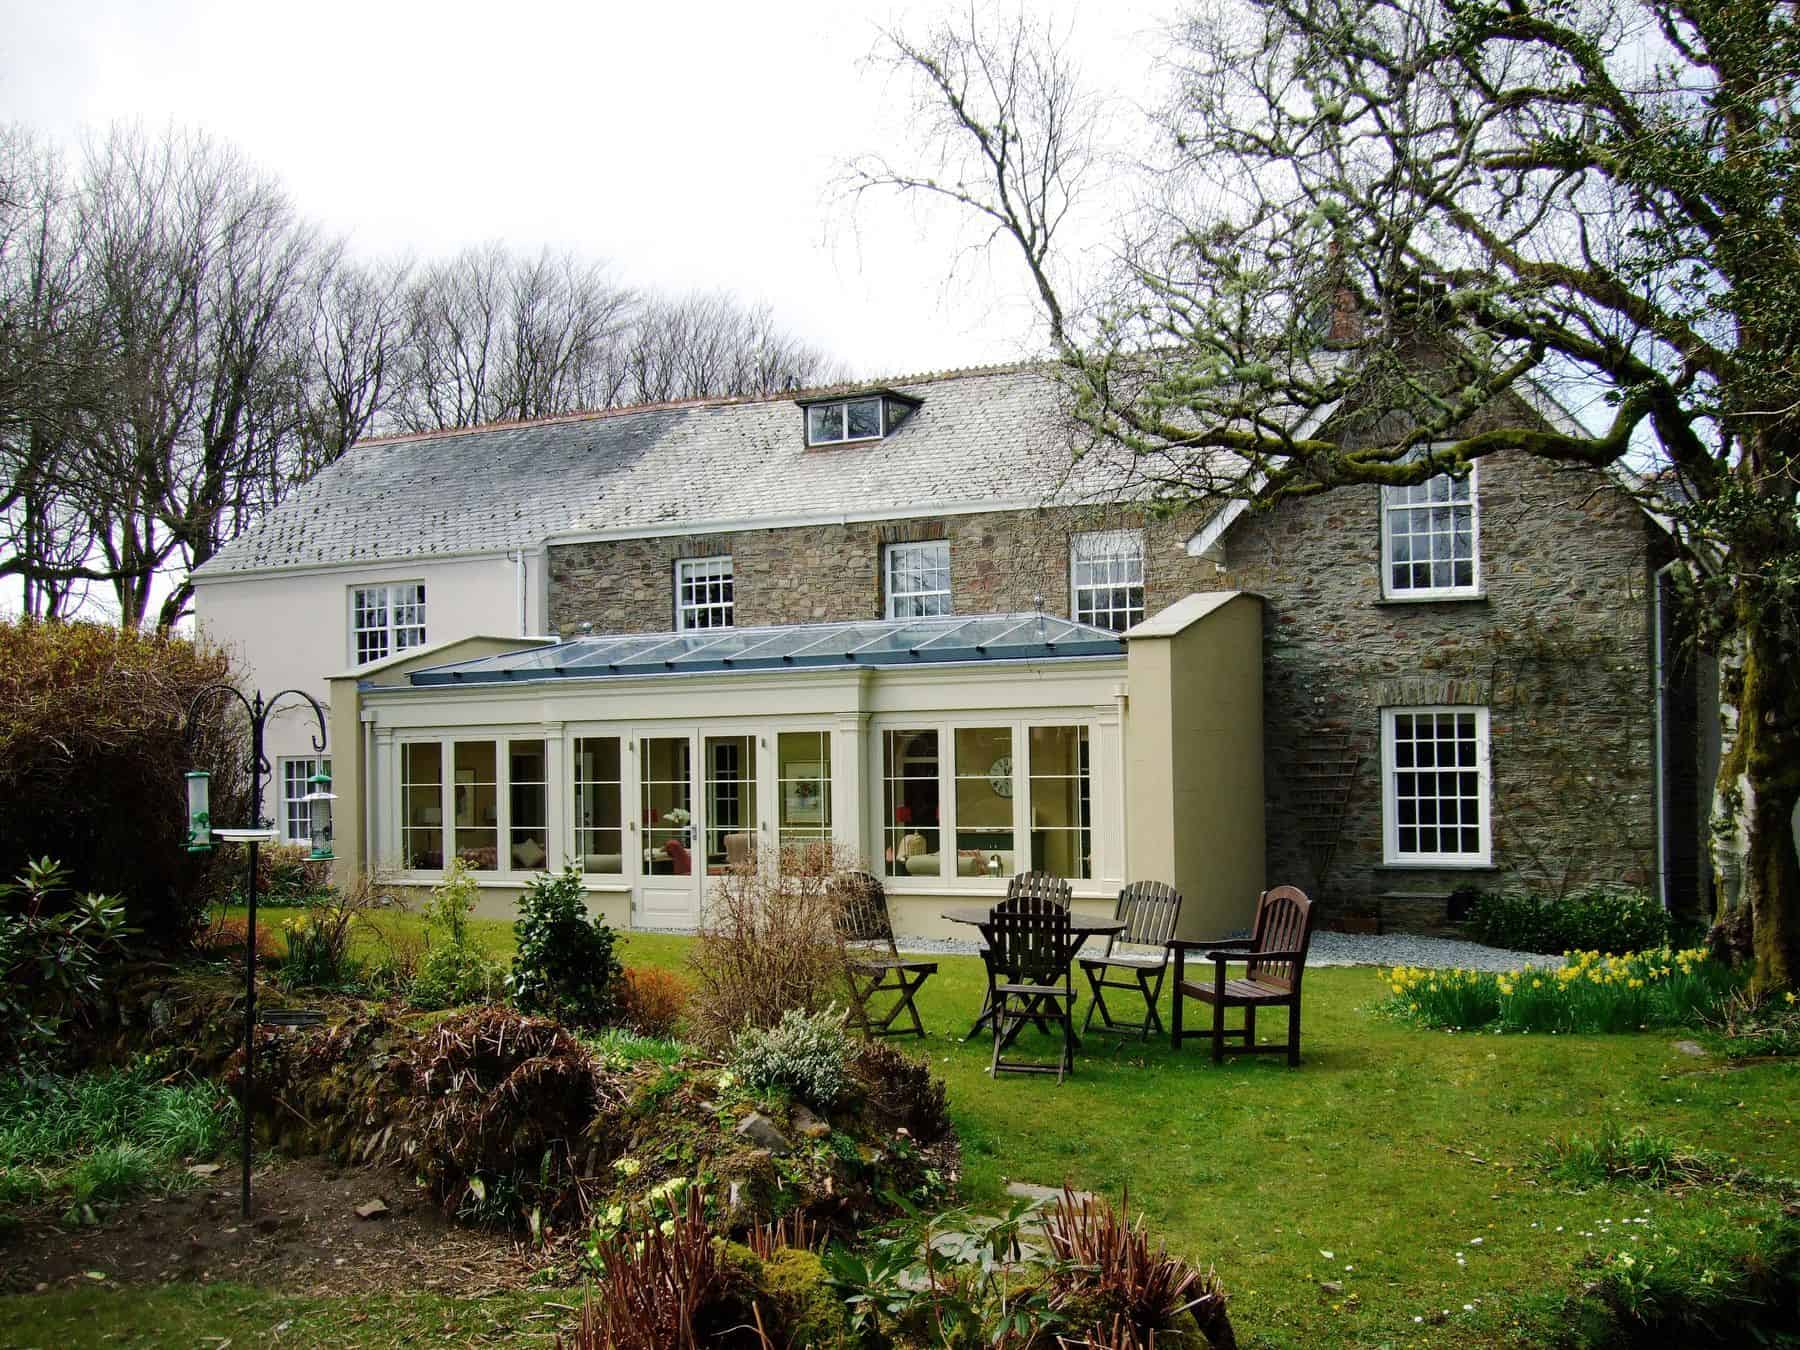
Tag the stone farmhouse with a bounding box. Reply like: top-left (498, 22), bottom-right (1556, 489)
top-left (191, 364), bottom-right (1711, 940)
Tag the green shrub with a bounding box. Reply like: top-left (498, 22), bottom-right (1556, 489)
top-left (407, 860), bottom-right (501, 1010)
top-left (411, 943), bottom-right (503, 1010)
top-left (731, 1005), bottom-right (851, 1108)
top-left (1465, 886), bottom-right (1671, 955)
top-left (508, 865), bottom-right (621, 1028)
top-left (0, 857), bottom-right (132, 1066)
top-left (1382, 946), bottom-right (1740, 1034)
top-left (0, 619), bottom-right (246, 947)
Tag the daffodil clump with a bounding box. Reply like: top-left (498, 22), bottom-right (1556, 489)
top-left (1381, 947), bottom-right (1739, 1034)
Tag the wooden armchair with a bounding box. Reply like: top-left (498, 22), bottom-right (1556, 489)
top-left (829, 870), bottom-right (938, 1039)
top-left (1169, 886), bottom-right (1315, 1065)
top-left (1080, 881), bottom-right (1183, 1040)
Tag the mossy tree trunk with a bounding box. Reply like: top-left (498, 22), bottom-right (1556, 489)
top-left (1710, 568), bottom-right (1800, 995)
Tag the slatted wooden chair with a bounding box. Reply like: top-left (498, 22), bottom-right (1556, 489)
top-left (1169, 885), bottom-right (1316, 1066)
top-left (829, 870), bottom-right (938, 1039)
top-left (1079, 881), bottom-right (1183, 1040)
top-left (968, 872), bottom-right (1076, 1038)
top-left (1007, 871), bottom-right (1073, 907)
top-left (986, 895), bottom-right (1079, 1082)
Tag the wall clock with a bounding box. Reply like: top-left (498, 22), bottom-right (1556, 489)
top-left (987, 755), bottom-right (1014, 798)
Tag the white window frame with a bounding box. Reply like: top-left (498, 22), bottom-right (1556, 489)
top-left (874, 715), bottom-right (1101, 888)
top-left (1070, 529), bottom-right (1146, 632)
top-left (805, 397), bottom-right (886, 447)
top-left (674, 556), bottom-right (735, 631)
top-left (1380, 461), bottom-right (1480, 599)
top-left (279, 756), bottom-right (329, 845)
top-left (884, 540), bottom-right (952, 619)
top-left (1381, 705), bottom-right (1492, 865)
top-left (351, 581), bottom-right (427, 665)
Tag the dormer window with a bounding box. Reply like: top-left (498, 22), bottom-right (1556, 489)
top-left (799, 390), bottom-right (920, 447)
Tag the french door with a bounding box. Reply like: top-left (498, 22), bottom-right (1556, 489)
top-left (637, 733), bottom-right (698, 927)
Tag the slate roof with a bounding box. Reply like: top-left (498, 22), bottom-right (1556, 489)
top-left (196, 365), bottom-right (1146, 578)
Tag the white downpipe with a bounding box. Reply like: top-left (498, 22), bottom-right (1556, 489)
top-left (511, 550), bottom-right (527, 636)
top-left (362, 711), bottom-right (376, 876)
top-left (1652, 561), bottom-right (1677, 911)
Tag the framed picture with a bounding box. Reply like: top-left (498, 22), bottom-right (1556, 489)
top-left (784, 765), bottom-right (825, 824)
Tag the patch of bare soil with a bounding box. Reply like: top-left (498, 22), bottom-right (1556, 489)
top-left (0, 1158), bottom-right (557, 1298)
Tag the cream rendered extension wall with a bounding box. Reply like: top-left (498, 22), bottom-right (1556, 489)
top-left (1124, 592), bottom-right (1266, 940)
top-left (192, 550), bottom-right (548, 830)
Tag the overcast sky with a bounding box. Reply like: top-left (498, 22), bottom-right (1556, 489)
top-left (3, 0), bottom-right (1174, 378)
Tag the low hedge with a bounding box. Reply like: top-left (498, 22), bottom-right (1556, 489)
top-left (1463, 886), bottom-right (1671, 955)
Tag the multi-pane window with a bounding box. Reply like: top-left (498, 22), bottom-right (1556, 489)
top-left (885, 541), bottom-right (951, 619)
top-left (1383, 707), bottom-right (1490, 864)
top-left (1071, 531), bottom-right (1145, 632)
top-left (641, 737), bottom-right (694, 876)
top-left (401, 742), bottom-right (444, 870)
top-left (1028, 727), bottom-right (1090, 879)
top-left (453, 741), bottom-right (499, 870)
top-left (352, 583), bottom-right (427, 664)
top-left (777, 731), bottom-right (832, 851)
top-left (705, 735), bottom-right (757, 869)
top-left (883, 730), bottom-right (940, 878)
top-left (1381, 469), bottom-right (1478, 597)
top-left (508, 740), bottom-right (548, 872)
top-left (954, 727), bottom-right (1014, 874)
top-left (572, 737), bottom-right (624, 875)
top-left (676, 557), bottom-right (734, 631)
top-left (280, 757), bottom-right (330, 845)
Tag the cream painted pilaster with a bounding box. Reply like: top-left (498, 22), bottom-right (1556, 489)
top-left (832, 714), bottom-right (870, 870)
top-left (543, 722), bottom-right (566, 872)
top-left (375, 729), bottom-right (398, 874)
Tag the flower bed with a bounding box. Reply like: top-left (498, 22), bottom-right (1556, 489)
top-left (1381, 947), bottom-right (1739, 1033)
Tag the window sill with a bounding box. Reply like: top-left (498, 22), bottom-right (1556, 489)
top-left (1376, 861), bottom-right (1499, 872)
top-left (1372, 591), bottom-right (1488, 607)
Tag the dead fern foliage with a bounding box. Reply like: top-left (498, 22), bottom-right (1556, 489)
top-left (1045, 1187), bottom-right (1236, 1350)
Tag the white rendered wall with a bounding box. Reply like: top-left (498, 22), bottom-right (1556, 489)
top-left (192, 550), bottom-right (547, 831)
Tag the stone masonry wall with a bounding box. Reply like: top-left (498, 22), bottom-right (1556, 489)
top-left (546, 452), bottom-right (1662, 931)
top-left (548, 504), bottom-right (1226, 634)
top-left (1216, 449), bottom-right (1659, 929)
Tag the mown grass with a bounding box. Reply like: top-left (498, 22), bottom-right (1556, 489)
top-left (8, 919), bottom-right (1795, 1348)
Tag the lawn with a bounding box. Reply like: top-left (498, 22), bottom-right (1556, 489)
top-left (4, 907), bottom-right (1795, 1348)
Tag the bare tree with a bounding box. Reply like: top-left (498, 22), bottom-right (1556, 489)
top-left (863, 0), bottom-right (1800, 990)
top-left (289, 253), bottom-right (411, 480)
top-left (391, 243), bottom-right (636, 431)
top-left (0, 126), bottom-right (112, 617)
top-left (845, 5), bottom-right (1102, 348)
top-left (623, 291), bottom-right (845, 405)
top-left (76, 126), bottom-right (329, 628)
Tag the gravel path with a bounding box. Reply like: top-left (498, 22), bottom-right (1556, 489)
top-left (891, 930), bottom-right (1563, 971)
top-left (640, 925), bottom-right (1560, 972)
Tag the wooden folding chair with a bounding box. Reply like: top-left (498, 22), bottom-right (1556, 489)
top-left (1080, 881), bottom-right (1183, 1040)
top-left (1170, 885), bottom-right (1316, 1066)
top-left (987, 894), bottom-right (1079, 1082)
top-left (829, 870), bottom-right (938, 1039)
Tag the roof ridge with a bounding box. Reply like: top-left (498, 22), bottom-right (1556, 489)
top-left (353, 360), bottom-right (1050, 449)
